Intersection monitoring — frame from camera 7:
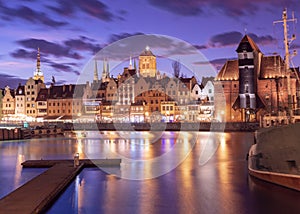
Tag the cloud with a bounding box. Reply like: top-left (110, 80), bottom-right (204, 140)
top-left (0, 73), bottom-right (27, 89)
top-left (148, 0), bottom-right (202, 16)
top-left (209, 31), bottom-right (243, 47)
top-left (108, 32), bottom-right (145, 44)
top-left (194, 57), bottom-right (236, 70)
top-left (49, 0), bottom-right (114, 21)
top-left (48, 62), bottom-right (80, 75)
top-left (0, 3), bottom-right (67, 27)
top-left (208, 31), bottom-right (276, 48)
top-left (194, 44), bottom-right (208, 50)
top-left (64, 37), bottom-right (102, 54)
top-left (10, 49), bottom-right (37, 59)
top-left (148, 0), bottom-right (299, 17)
top-left (16, 38), bottom-right (83, 59)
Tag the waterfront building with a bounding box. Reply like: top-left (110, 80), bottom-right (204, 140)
top-left (99, 101), bottom-right (114, 122)
top-left (117, 66), bottom-right (137, 105)
top-left (161, 101), bottom-right (176, 122)
top-left (36, 88), bottom-right (48, 119)
top-left (130, 101), bottom-right (147, 123)
top-left (46, 84), bottom-right (91, 121)
top-left (201, 77), bottom-right (215, 102)
top-left (15, 84), bottom-right (26, 116)
top-left (2, 86), bottom-right (15, 116)
top-left (214, 35), bottom-right (297, 122)
top-left (139, 46), bottom-right (157, 78)
top-left (105, 78), bottom-right (118, 103)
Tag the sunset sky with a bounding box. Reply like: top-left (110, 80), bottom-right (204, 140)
top-left (0, 0), bottom-right (299, 88)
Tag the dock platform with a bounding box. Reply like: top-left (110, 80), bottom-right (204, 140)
top-left (0, 158), bottom-right (121, 214)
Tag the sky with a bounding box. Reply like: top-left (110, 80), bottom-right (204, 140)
top-left (0, 0), bottom-right (300, 88)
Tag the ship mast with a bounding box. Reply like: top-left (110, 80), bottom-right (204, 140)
top-left (273, 8), bottom-right (297, 121)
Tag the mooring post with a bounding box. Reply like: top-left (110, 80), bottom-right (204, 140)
top-left (74, 153), bottom-right (79, 167)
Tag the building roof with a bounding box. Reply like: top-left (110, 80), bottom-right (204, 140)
top-left (139, 46), bottom-right (155, 57)
top-left (236, 35), bottom-right (261, 53)
top-left (47, 84), bottom-right (86, 99)
top-left (216, 60), bottom-right (239, 81)
top-left (16, 84), bottom-right (25, 96)
top-left (259, 55), bottom-right (285, 78)
top-left (36, 88), bottom-right (49, 101)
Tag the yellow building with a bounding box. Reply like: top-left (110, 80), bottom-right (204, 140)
top-left (139, 46), bottom-right (157, 78)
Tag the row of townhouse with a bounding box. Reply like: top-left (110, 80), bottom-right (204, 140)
top-left (1, 47), bottom-right (215, 123)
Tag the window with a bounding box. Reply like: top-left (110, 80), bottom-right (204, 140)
top-left (208, 89), bottom-right (212, 94)
top-left (31, 91), bottom-right (34, 95)
top-left (195, 90), bottom-right (198, 95)
top-left (163, 106), bottom-right (166, 111)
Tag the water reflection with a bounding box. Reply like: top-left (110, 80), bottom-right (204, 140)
top-left (2, 132), bottom-right (300, 213)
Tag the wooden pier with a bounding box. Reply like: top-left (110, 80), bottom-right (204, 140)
top-left (0, 158), bottom-right (121, 214)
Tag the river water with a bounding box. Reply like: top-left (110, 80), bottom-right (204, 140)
top-left (0, 131), bottom-right (300, 214)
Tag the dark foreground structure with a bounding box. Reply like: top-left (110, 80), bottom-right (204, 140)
top-left (0, 159), bottom-right (121, 214)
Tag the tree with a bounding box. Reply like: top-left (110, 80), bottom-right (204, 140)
top-left (172, 60), bottom-right (181, 78)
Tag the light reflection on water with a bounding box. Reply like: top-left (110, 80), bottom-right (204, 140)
top-left (1, 132), bottom-right (300, 213)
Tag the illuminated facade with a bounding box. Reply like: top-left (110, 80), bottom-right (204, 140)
top-left (139, 46), bottom-right (157, 78)
top-left (214, 35), bottom-right (297, 122)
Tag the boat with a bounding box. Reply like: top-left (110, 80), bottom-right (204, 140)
top-left (248, 8), bottom-right (300, 191)
top-left (248, 123), bottom-right (300, 191)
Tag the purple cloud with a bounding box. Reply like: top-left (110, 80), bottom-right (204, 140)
top-left (194, 44), bottom-right (208, 50)
top-left (49, 0), bottom-right (114, 21)
top-left (108, 32), bottom-right (145, 43)
top-left (48, 62), bottom-right (80, 76)
top-left (208, 31), bottom-right (276, 48)
top-left (209, 31), bottom-right (243, 47)
top-left (0, 73), bottom-right (27, 89)
top-left (194, 57), bottom-right (236, 70)
top-left (0, 4), bottom-right (67, 27)
top-left (148, 0), bottom-right (299, 17)
top-left (64, 37), bottom-right (102, 54)
top-left (16, 38), bottom-right (82, 60)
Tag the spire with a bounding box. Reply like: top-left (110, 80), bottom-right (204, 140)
top-left (33, 47), bottom-right (44, 82)
top-left (103, 58), bottom-right (106, 73)
top-left (94, 59), bottom-right (99, 82)
top-left (134, 58), bottom-right (137, 70)
top-left (129, 56), bottom-right (133, 69)
top-left (106, 60), bottom-right (109, 76)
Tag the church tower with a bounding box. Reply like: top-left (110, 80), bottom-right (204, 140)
top-left (33, 48), bottom-right (44, 82)
top-left (139, 46), bottom-right (156, 77)
top-left (93, 59), bottom-right (99, 82)
top-left (101, 59), bottom-right (110, 83)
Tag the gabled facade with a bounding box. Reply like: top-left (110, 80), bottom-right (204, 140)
top-left (25, 78), bottom-right (46, 118)
top-left (15, 84), bottom-right (26, 116)
top-left (2, 86), bottom-right (15, 116)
